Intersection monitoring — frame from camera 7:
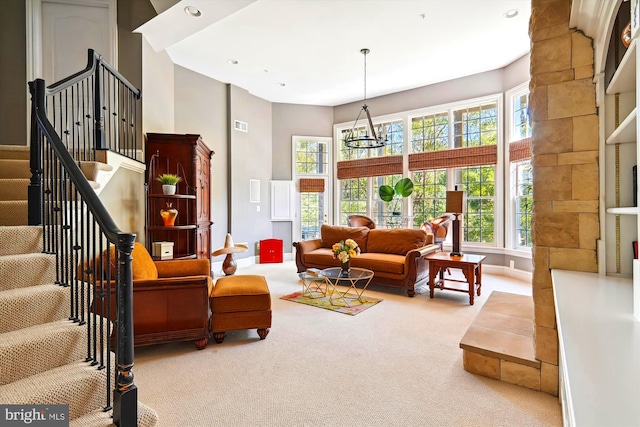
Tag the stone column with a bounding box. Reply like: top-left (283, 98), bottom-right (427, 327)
top-left (529, 0), bottom-right (599, 396)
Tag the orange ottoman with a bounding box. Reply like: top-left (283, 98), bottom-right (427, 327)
top-left (210, 275), bottom-right (271, 344)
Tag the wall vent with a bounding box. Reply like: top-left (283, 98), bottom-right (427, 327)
top-left (234, 120), bottom-right (248, 132)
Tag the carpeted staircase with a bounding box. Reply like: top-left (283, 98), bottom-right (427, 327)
top-left (0, 147), bottom-right (158, 426)
top-left (0, 147), bottom-right (113, 225)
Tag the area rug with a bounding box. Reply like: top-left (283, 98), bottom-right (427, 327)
top-left (280, 291), bottom-right (382, 315)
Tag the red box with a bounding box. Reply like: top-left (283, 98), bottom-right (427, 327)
top-left (260, 239), bottom-right (283, 263)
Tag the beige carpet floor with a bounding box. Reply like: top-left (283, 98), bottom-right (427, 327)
top-left (134, 261), bottom-right (562, 427)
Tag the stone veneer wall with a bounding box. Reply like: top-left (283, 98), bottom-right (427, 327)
top-left (529, 0), bottom-right (599, 396)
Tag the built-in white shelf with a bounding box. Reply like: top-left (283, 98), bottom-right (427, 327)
top-left (606, 107), bottom-right (637, 144)
top-left (606, 206), bottom-right (639, 215)
top-left (552, 269), bottom-right (640, 427)
top-left (606, 39), bottom-right (637, 95)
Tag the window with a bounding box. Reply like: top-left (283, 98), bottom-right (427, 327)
top-left (506, 84), bottom-right (532, 250)
top-left (300, 192), bottom-right (323, 240)
top-left (412, 169), bottom-right (447, 228)
top-left (453, 103), bottom-right (498, 147)
top-left (456, 165), bottom-right (495, 243)
top-left (336, 118), bottom-right (406, 228)
top-left (411, 112), bottom-right (448, 152)
top-left (339, 178), bottom-right (368, 226)
top-left (296, 139), bottom-right (328, 174)
top-left (293, 136), bottom-right (331, 242)
top-left (372, 174), bottom-right (405, 228)
top-left (334, 95), bottom-right (501, 243)
top-left (408, 100), bottom-right (499, 245)
top-left (339, 119), bottom-right (404, 161)
top-left (514, 160), bottom-right (533, 247)
top-left (513, 91), bottom-right (531, 140)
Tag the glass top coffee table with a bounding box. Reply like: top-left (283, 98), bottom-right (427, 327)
top-left (321, 267), bottom-right (374, 307)
top-left (298, 269), bottom-right (328, 299)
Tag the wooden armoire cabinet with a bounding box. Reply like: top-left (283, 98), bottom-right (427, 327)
top-left (145, 133), bottom-right (213, 262)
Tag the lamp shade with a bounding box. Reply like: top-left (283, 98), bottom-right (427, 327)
top-left (446, 191), bottom-right (465, 213)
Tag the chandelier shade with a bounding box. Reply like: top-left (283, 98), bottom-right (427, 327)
top-left (343, 49), bottom-right (388, 149)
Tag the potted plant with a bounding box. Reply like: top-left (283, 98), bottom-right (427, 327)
top-left (379, 177), bottom-right (414, 215)
top-left (156, 173), bottom-right (182, 195)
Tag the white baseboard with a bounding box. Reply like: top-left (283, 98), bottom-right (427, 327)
top-left (211, 252), bottom-right (293, 273)
top-left (211, 253), bottom-right (532, 282)
top-left (483, 264), bottom-right (532, 282)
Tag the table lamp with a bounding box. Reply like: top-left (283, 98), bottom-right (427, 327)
top-left (446, 189), bottom-right (465, 257)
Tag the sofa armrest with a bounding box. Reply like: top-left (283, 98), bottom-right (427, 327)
top-left (155, 259), bottom-right (211, 278)
top-left (293, 239), bottom-right (322, 273)
top-left (93, 276), bottom-right (212, 321)
top-left (402, 243), bottom-right (441, 296)
top-left (415, 243), bottom-right (440, 257)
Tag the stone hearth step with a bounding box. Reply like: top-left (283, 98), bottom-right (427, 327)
top-left (459, 291), bottom-right (542, 390)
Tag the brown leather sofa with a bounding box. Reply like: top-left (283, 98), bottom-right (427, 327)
top-left (90, 242), bottom-right (213, 350)
top-left (293, 224), bottom-right (439, 297)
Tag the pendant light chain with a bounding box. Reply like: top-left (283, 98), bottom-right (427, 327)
top-left (343, 48), bottom-right (387, 149)
top-left (362, 48), bottom-right (368, 104)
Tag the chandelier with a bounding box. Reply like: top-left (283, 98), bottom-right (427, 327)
top-left (343, 48), bottom-right (388, 149)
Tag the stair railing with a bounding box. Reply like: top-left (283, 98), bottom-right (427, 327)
top-left (28, 49), bottom-right (142, 225)
top-left (28, 53), bottom-right (140, 426)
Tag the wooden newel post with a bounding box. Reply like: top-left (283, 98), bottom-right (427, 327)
top-left (93, 51), bottom-right (106, 151)
top-left (27, 80), bottom-right (44, 226)
top-left (113, 233), bottom-right (137, 426)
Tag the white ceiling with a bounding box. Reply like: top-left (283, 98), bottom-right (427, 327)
top-left (137, 0), bottom-right (532, 107)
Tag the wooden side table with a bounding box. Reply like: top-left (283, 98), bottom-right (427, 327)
top-left (426, 252), bottom-right (486, 305)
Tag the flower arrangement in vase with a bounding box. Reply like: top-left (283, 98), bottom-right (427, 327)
top-left (332, 239), bottom-right (360, 276)
top-left (156, 173), bottom-right (182, 195)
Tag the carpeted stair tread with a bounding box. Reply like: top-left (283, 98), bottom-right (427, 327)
top-left (69, 402), bottom-right (159, 427)
top-left (0, 225), bottom-right (43, 255)
top-left (0, 159), bottom-right (30, 179)
top-left (0, 178), bottom-right (28, 200)
top-left (0, 252), bottom-right (56, 290)
top-left (0, 319), bottom-right (91, 385)
top-left (0, 359), bottom-right (111, 420)
top-left (0, 284), bottom-right (70, 333)
top-left (79, 161), bottom-right (114, 182)
top-left (0, 201), bottom-right (28, 226)
top-left (0, 148), bottom-right (30, 160)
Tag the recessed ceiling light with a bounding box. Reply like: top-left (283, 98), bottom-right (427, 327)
top-left (277, 82), bottom-right (286, 87)
top-left (504, 9), bottom-right (519, 18)
top-left (184, 6), bottom-right (201, 17)
top-left (228, 59), bottom-right (238, 65)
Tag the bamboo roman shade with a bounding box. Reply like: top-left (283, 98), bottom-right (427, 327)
top-left (408, 145), bottom-right (497, 171)
top-left (509, 137), bottom-right (532, 162)
top-left (337, 155), bottom-right (403, 179)
top-left (299, 178), bottom-right (325, 193)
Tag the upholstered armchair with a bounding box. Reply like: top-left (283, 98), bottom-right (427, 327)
top-left (89, 242), bottom-right (213, 350)
top-left (347, 214), bottom-right (376, 229)
top-left (421, 214), bottom-right (455, 250)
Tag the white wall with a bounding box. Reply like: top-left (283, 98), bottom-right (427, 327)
top-left (228, 85), bottom-right (274, 258)
top-left (142, 36), bottom-right (174, 133)
top-left (174, 65), bottom-right (228, 257)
